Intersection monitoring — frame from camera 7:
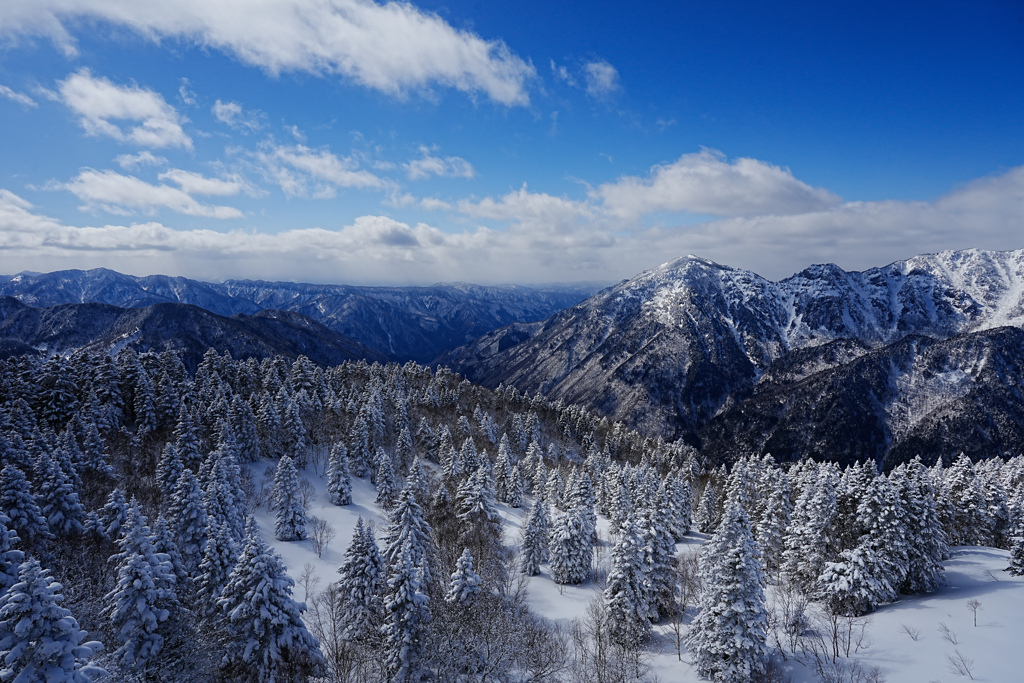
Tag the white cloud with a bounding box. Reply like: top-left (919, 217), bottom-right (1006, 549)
top-left (59, 169), bottom-right (242, 218)
top-left (252, 142), bottom-right (385, 198)
top-left (0, 84), bottom-right (37, 107)
top-left (583, 60), bottom-right (620, 99)
top-left (115, 151), bottom-right (167, 170)
top-left (458, 185), bottom-right (593, 232)
top-left (178, 78), bottom-right (197, 106)
top-left (593, 149), bottom-right (842, 220)
top-left (2, 164), bottom-right (1021, 286)
top-left (58, 69), bottom-right (192, 149)
top-left (404, 146), bottom-right (475, 180)
top-left (212, 99), bottom-right (263, 131)
top-left (5, 0), bottom-right (535, 106)
top-left (158, 169), bottom-right (251, 196)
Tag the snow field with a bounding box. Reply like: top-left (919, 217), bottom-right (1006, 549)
top-left (248, 460), bottom-right (1024, 683)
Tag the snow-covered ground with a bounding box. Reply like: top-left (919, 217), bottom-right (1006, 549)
top-left (248, 460), bottom-right (1024, 683)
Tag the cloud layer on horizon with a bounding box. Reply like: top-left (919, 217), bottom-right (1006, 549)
top-left (2, 165), bottom-right (1021, 286)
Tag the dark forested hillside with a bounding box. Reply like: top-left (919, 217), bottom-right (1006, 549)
top-left (0, 297), bottom-right (387, 370)
top-left (0, 269), bottom-right (598, 363)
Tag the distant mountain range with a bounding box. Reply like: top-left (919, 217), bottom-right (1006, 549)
top-left (0, 269), bottom-right (598, 363)
top-left (5, 250), bottom-right (1024, 467)
top-left (0, 297), bottom-right (386, 371)
top-left (440, 249), bottom-right (1024, 467)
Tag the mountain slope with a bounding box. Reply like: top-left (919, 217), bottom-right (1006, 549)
top-left (0, 269), bottom-right (597, 362)
top-left (699, 328), bottom-right (1024, 468)
top-left (441, 249), bottom-right (1024, 449)
top-left (0, 297), bottom-right (386, 371)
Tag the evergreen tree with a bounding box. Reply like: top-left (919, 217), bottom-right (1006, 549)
top-left (273, 456), bottom-right (307, 542)
top-left (891, 459), bottom-right (947, 593)
top-left (445, 548), bottom-right (482, 605)
top-left (0, 465), bottom-right (51, 546)
top-left (1007, 533), bottom-right (1024, 576)
top-left (0, 514), bottom-right (23, 595)
top-left (782, 465), bottom-right (839, 595)
top-left (818, 545), bottom-right (892, 617)
top-left (604, 519), bottom-right (649, 647)
top-left (695, 483), bottom-right (718, 534)
top-left (152, 515), bottom-right (190, 592)
top-left (167, 470), bottom-right (208, 573)
top-left (104, 500), bottom-right (177, 671)
top-left (639, 503), bottom-right (676, 621)
top-left (326, 443), bottom-right (353, 506)
top-left (942, 454), bottom-right (993, 546)
top-left (518, 500), bottom-right (549, 576)
top-left (98, 487), bottom-right (129, 542)
top-left (754, 473), bottom-right (792, 573)
top-left (381, 539), bottom-right (431, 683)
top-left (549, 508), bottom-right (590, 585)
top-left (34, 450), bottom-right (84, 537)
top-left (0, 559), bottom-right (105, 683)
top-left (689, 501), bottom-right (768, 683)
top-left (382, 487), bottom-right (434, 586)
top-left (195, 519), bottom-right (238, 615)
top-left (155, 444), bottom-right (184, 503)
top-left (336, 518), bottom-right (384, 643)
top-left (217, 529), bottom-right (326, 682)
top-left (375, 449), bottom-right (398, 510)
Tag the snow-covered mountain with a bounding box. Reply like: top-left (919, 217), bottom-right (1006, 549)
top-left (441, 249), bottom-right (1024, 463)
top-left (0, 269), bottom-right (598, 363)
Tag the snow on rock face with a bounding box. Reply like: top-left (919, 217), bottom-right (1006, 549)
top-left (443, 249), bottom-right (1024, 443)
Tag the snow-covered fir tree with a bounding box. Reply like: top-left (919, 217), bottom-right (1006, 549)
top-left (104, 500), bottom-right (177, 671)
top-left (0, 514), bottom-right (23, 594)
top-left (0, 559), bottom-right (105, 683)
top-left (689, 500), bottom-right (768, 683)
top-left (382, 486), bottom-right (434, 586)
top-left (0, 465), bottom-right (50, 547)
top-left (604, 518), bottom-right (649, 646)
top-left (326, 442), bottom-right (353, 506)
top-left (273, 455), bottom-right (307, 541)
top-left (518, 499), bottom-right (549, 576)
top-left (217, 527), bottom-right (326, 682)
top-left (445, 548), bottom-right (482, 605)
top-left (549, 507), bottom-right (591, 585)
top-left (195, 519), bottom-right (238, 616)
top-left (167, 469), bottom-right (208, 572)
top-left (381, 538), bottom-right (431, 683)
top-left (34, 449), bottom-right (84, 537)
top-left (336, 517), bottom-right (384, 643)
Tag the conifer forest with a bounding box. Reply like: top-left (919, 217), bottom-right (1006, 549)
top-left (1, 347), bottom-right (1022, 682)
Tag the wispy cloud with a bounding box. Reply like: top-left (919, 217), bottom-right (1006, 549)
top-left (57, 169), bottom-right (242, 218)
top-left (250, 142), bottom-right (385, 198)
top-left (115, 151), bottom-right (167, 170)
top-left (0, 84), bottom-right (37, 107)
top-left (212, 100), bottom-right (264, 132)
top-left (582, 60), bottom-right (620, 99)
top-left (57, 69), bottom-right (192, 149)
top-left (5, 0), bottom-right (535, 106)
top-left (404, 146), bottom-right (475, 181)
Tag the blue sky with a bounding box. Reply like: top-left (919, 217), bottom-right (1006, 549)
top-left (0, 0), bottom-right (1021, 285)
